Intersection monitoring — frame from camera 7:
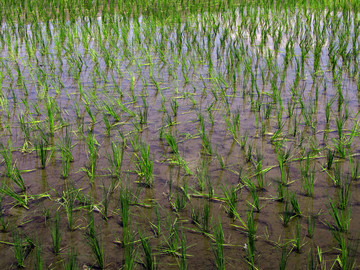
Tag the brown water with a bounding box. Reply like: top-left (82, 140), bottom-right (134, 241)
top-left (0, 4), bottom-right (360, 269)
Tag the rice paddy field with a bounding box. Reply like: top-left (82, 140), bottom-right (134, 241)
top-left (0, 0), bottom-right (360, 269)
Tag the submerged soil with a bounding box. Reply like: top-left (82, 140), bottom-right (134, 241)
top-left (0, 1), bottom-right (360, 269)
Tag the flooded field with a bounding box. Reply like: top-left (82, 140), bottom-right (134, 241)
top-left (0, 0), bottom-right (360, 269)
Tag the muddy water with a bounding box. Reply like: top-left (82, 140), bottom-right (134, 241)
top-left (0, 4), bottom-right (360, 270)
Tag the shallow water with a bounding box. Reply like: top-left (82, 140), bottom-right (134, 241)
top-left (0, 1), bottom-right (360, 269)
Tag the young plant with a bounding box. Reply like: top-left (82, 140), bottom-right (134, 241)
top-left (173, 191), bottom-right (187, 212)
top-left (307, 215), bottom-right (316, 239)
top-left (212, 220), bottom-right (225, 270)
top-left (326, 149), bottom-right (335, 170)
top-left (247, 208), bottom-right (256, 269)
top-left (221, 184), bottom-right (238, 219)
top-left (180, 227), bottom-right (187, 270)
top-left (86, 213), bottom-right (104, 269)
top-left (64, 248), bottom-right (78, 270)
top-left (339, 177), bottom-right (351, 210)
top-left (301, 156), bottom-right (315, 197)
top-left (58, 131), bottom-right (73, 178)
top-left (293, 220), bottom-right (302, 253)
top-left (134, 143), bottom-right (154, 187)
top-left (119, 186), bottom-right (131, 228)
top-left (50, 211), bottom-right (62, 254)
top-left (199, 119), bottom-right (212, 156)
top-left (334, 238), bottom-right (359, 270)
top-left (327, 197), bottom-right (351, 232)
top-left (108, 141), bottom-right (125, 179)
top-left (349, 154), bottom-right (359, 180)
top-left (290, 192), bottom-right (301, 216)
top-left (254, 149), bottom-right (266, 189)
top-left (0, 140), bottom-right (12, 177)
top-left (279, 245), bottom-right (288, 270)
top-left (280, 201), bottom-right (293, 227)
top-left (10, 164), bottom-right (26, 192)
top-left (82, 133), bottom-right (99, 183)
top-left (244, 179), bottom-right (260, 212)
top-left (0, 184), bottom-right (28, 209)
top-left (34, 239), bottom-right (43, 270)
top-left (46, 97), bottom-right (57, 136)
top-left (275, 145), bottom-right (291, 185)
top-left (12, 229), bottom-right (27, 267)
top-left (139, 230), bottom-right (155, 270)
top-left (61, 185), bottom-right (79, 231)
top-left (123, 226), bottom-right (136, 270)
top-left (35, 137), bottom-right (49, 169)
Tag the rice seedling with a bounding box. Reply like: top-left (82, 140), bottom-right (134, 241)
top-left (102, 113), bottom-right (112, 136)
top-left (246, 208), bottom-right (256, 269)
top-left (123, 226), bottom-right (137, 270)
top-left (10, 164), bottom-right (26, 192)
top-left (170, 98), bottom-right (179, 117)
top-left (327, 197), bottom-right (351, 232)
top-left (221, 184), bottom-right (238, 218)
top-left (86, 229), bottom-right (104, 269)
top-left (215, 151), bottom-right (226, 170)
top-left (162, 217), bottom-right (182, 257)
top-left (349, 154), bottom-right (359, 180)
top-left (240, 131), bottom-right (249, 149)
top-left (82, 133), bottom-right (99, 183)
top-left (332, 163), bottom-right (342, 187)
top-left (199, 115), bottom-right (212, 156)
top-left (0, 140), bottom-right (13, 177)
top-left (307, 215), bottom-right (316, 239)
top-left (212, 219), bottom-right (225, 270)
top-left (279, 245), bottom-right (289, 270)
top-left (339, 177), bottom-right (351, 210)
top-left (12, 229), bottom-right (27, 267)
top-left (34, 240), bottom-right (43, 270)
top-left (139, 230), bottom-right (155, 270)
top-left (119, 186), bottom-right (131, 228)
top-left (246, 144), bottom-right (253, 163)
top-left (0, 184), bottom-right (28, 209)
top-left (276, 182), bottom-right (285, 202)
top-left (207, 175), bottom-right (214, 200)
top-left (196, 159), bottom-right (209, 191)
top-left (280, 201), bottom-right (293, 227)
top-left (334, 238), bottom-right (359, 270)
top-left (86, 208), bottom-right (104, 269)
top-left (292, 220), bottom-right (302, 253)
top-left (275, 146), bottom-right (291, 185)
top-left (289, 192), bottom-right (302, 216)
top-left (50, 211), bottom-right (62, 254)
top-left (150, 204), bottom-right (161, 238)
top-left (192, 201), bottom-right (211, 234)
top-left (164, 132), bottom-right (179, 157)
top-left (46, 97), bottom-right (57, 136)
top-left (61, 185), bottom-right (78, 231)
top-left (180, 227), bottom-right (187, 270)
top-left (64, 248), bottom-right (78, 270)
top-left (58, 130), bottom-right (73, 178)
top-left (326, 149), bottom-right (335, 170)
top-left (108, 141), bottom-right (125, 179)
top-left (173, 190), bottom-right (187, 212)
top-left (301, 155), bottom-right (315, 197)
top-left (254, 149), bottom-right (266, 189)
top-left (247, 181), bottom-right (261, 213)
top-left (306, 248), bottom-right (319, 270)
top-left (35, 137), bottom-right (49, 169)
top-left (134, 143), bottom-right (154, 187)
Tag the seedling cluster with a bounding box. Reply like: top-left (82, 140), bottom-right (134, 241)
top-left (0, 0), bottom-right (360, 269)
